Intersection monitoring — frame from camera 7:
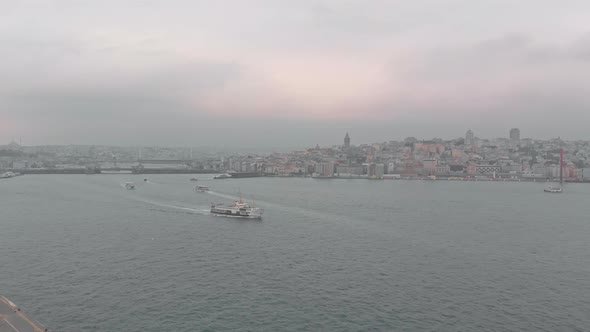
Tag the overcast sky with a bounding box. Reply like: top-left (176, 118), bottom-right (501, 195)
top-left (1, 0), bottom-right (590, 149)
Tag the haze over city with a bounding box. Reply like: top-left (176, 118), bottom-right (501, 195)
top-left (4, 3), bottom-right (590, 332)
top-left (2, 0), bottom-right (590, 148)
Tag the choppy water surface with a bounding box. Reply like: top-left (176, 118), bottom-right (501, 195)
top-left (1, 175), bottom-right (589, 331)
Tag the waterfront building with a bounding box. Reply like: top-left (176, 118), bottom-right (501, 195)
top-left (423, 159), bottom-right (437, 171)
top-left (315, 162), bottom-right (334, 177)
top-left (474, 165), bottom-right (502, 176)
top-left (449, 164), bottom-right (466, 176)
top-left (336, 165), bottom-right (363, 176)
top-left (435, 164), bottom-right (450, 176)
top-left (375, 164), bottom-right (385, 178)
top-left (366, 163), bottom-right (385, 178)
top-left (12, 160), bottom-right (28, 169)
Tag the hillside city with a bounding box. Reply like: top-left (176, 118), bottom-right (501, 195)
top-left (2, 128), bottom-right (590, 181)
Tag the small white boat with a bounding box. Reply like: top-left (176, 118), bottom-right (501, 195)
top-left (195, 185), bottom-right (210, 192)
top-left (125, 182), bottom-right (136, 190)
top-left (213, 173), bottom-right (232, 179)
top-left (210, 199), bottom-right (263, 219)
top-left (0, 172), bottom-right (18, 178)
top-left (544, 186), bottom-right (563, 193)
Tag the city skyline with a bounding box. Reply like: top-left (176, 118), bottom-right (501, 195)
top-left (0, 127), bottom-right (580, 151)
top-left (2, 1), bottom-right (590, 147)
top-left (0, 127), bottom-right (582, 155)
top-left (3, 128), bottom-right (589, 183)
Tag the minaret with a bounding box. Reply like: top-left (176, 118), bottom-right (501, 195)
top-left (344, 132), bottom-right (350, 148)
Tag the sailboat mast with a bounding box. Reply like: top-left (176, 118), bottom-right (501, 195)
top-left (559, 148), bottom-right (564, 185)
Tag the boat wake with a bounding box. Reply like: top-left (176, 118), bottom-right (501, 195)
top-left (131, 197), bottom-right (210, 216)
top-left (119, 179), bottom-right (155, 190)
top-left (129, 189), bottom-right (355, 224)
top-left (206, 190), bottom-right (349, 222)
top-left (119, 182), bottom-right (142, 189)
top-left (205, 190), bottom-right (242, 201)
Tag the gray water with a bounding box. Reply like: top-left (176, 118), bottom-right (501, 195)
top-left (1, 175), bottom-right (589, 331)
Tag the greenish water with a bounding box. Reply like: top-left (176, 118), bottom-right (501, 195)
top-left (1, 175), bottom-right (589, 331)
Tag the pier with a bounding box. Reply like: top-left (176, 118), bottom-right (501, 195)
top-left (0, 296), bottom-right (47, 332)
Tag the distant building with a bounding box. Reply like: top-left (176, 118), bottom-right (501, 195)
top-left (344, 132), bottom-right (350, 148)
top-left (422, 159), bottom-right (437, 170)
top-left (465, 129), bottom-right (474, 146)
top-left (367, 163), bottom-right (385, 178)
top-left (404, 137), bottom-right (418, 144)
top-left (449, 164), bottom-right (466, 176)
top-left (1, 140), bottom-right (22, 151)
top-left (510, 128), bottom-right (520, 141)
top-left (315, 162), bottom-right (334, 177)
top-left (12, 160), bottom-right (28, 169)
top-left (474, 165), bottom-right (501, 176)
top-left (435, 164), bottom-right (450, 176)
top-left (336, 165), bottom-right (362, 176)
top-left (414, 143), bottom-right (445, 154)
top-left (375, 164), bottom-right (385, 178)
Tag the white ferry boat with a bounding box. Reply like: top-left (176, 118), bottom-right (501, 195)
top-left (213, 173), bottom-right (232, 179)
top-left (210, 199), bottom-right (263, 219)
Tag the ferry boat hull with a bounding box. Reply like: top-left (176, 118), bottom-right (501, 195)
top-left (210, 208), bottom-right (263, 219)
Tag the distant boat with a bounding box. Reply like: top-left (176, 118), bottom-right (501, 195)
top-left (190, 178), bottom-right (199, 182)
top-left (545, 148), bottom-right (564, 194)
top-left (0, 171), bottom-right (18, 178)
top-left (195, 185), bottom-right (210, 192)
top-left (544, 186), bottom-right (563, 193)
top-left (214, 173), bottom-right (232, 179)
top-left (125, 182), bottom-right (136, 190)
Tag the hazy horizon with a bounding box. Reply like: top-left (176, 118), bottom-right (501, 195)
top-left (2, 1), bottom-right (590, 147)
top-left (1, 126), bottom-right (582, 152)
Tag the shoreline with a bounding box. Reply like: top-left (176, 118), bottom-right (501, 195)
top-left (4, 170), bottom-right (589, 183)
